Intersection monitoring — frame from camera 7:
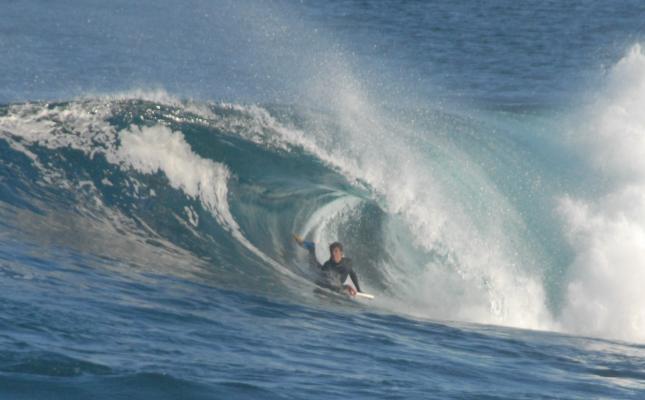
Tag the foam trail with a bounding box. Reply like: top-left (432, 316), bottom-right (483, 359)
top-left (559, 44), bottom-right (645, 342)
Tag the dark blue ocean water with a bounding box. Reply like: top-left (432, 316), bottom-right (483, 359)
top-left (2, 1), bottom-right (645, 399)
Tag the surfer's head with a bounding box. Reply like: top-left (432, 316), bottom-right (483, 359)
top-left (329, 242), bottom-right (343, 263)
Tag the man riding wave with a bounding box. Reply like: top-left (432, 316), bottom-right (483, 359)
top-left (293, 235), bottom-right (362, 297)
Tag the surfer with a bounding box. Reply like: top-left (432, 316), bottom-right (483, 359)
top-left (293, 235), bottom-right (362, 297)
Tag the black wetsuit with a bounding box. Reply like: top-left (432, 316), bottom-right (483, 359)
top-left (306, 246), bottom-right (361, 293)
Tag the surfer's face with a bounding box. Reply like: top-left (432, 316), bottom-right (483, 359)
top-left (331, 247), bottom-right (343, 263)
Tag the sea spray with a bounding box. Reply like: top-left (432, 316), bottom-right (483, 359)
top-left (559, 44), bottom-right (645, 342)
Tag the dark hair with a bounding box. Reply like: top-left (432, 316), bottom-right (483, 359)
top-left (329, 242), bottom-right (343, 253)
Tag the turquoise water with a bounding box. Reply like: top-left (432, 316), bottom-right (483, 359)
top-left (1, 1), bottom-right (645, 398)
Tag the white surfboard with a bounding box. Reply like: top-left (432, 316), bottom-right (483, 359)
top-left (355, 292), bottom-right (375, 300)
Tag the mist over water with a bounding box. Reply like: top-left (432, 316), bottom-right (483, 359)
top-left (558, 45), bottom-right (645, 341)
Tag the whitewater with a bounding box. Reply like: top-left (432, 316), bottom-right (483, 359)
top-left (1, 1), bottom-right (645, 399)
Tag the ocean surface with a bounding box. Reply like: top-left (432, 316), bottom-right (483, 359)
top-left (2, 1), bottom-right (645, 398)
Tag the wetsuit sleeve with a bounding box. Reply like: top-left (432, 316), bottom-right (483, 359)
top-left (303, 241), bottom-right (322, 269)
top-left (349, 270), bottom-right (361, 292)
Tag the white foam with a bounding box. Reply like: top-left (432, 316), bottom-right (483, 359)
top-left (559, 44), bottom-right (645, 342)
top-left (0, 101), bottom-right (117, 151)
top-left (109, 124), bottom-right (242, 235)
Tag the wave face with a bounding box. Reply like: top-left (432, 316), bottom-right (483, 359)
top-left (0, 92), bottom-right (558, 329)
top-left (3, 46), bottom-right (645, 346)
top-left (0, 92), bottom-right (580, 344)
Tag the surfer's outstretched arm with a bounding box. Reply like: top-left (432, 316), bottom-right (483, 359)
top-left (293, 235), bottom-right (322, 269)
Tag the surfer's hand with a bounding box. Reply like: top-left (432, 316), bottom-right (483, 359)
top-left (345, 285), bottom-right (357, 297)
top-left (292, 234), bottom-right (304, 246)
